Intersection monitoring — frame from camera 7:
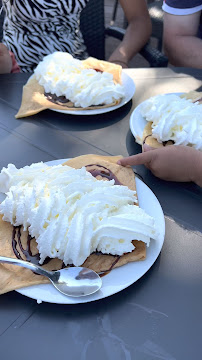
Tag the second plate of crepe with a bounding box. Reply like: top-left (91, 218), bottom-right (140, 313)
top-left (130, 92), bottom-right (183, 145)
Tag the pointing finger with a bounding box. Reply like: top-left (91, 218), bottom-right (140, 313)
top-left (142, 143), bottom-right (156, 152)
top-left (117, 151), bottom-right (153, 167)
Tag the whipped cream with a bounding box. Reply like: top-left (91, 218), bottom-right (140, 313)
top-left (34, 52), bottom-right (125, 108)
top-left (140, 94), bottom-right (202, 150)
top-left (0, 162), bottom-right (160, 266)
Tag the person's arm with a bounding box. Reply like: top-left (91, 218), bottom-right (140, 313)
top-left (117, 146), bottom-right (202, 187)
top-left (108, 0), bottom-right (152, 68)
top-left (163, 11), bottom-right (202, 68)
top-left (0, 43), bottom-right (12, 73)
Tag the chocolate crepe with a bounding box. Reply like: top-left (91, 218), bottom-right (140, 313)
top-left (142, 91), bottom-right (202, 148)
top-left (15, 57), bottom-right (123, 119)
top-left (0, 154), bottom-right (146, 295)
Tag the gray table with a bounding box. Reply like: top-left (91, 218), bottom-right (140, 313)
top-left (0, 67), bottom-right (202, 360)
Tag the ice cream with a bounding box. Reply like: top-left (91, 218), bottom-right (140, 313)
top-left (34, 52), bottom-right (125, 108)
top-left (140, 94), bottom-right (202, 150)
top-left (0, 162), bottom-right (160, 266)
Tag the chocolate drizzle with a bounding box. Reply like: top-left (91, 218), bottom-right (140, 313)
top-left (143, 134), bottom-right (174, 147)
top-left (45, 92), bottom-right (105, 108)
top-left (11, 226), bottom-right (121, 275)
top-left (45, 92), bottom-right (71, 105)
top-left (93, 68), bottom-right (103, 73)
top-left (108, 255), bottom-right (121, 270)
top-left (12, 226), bottom-right (23, 260)
top-left (12, 226), bottom-right (49, 268)
top-left (86, 164), bottom-right (122, 185)
top-left (99, 256), bottom-right (121, 277)
top-left (142, 134), bottom-right (152, 145)
top-left (193, 97), bottom-right (202, 103)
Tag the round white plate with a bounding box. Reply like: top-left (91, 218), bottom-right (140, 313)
top-left (130, 93), bottom-right (182, 145)
top-left (50, 72), bottom-right (135, 115)
top-left (11, 159), bottom-right (165, 304)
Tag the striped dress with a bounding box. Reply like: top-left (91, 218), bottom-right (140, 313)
top-left (2, 0), bottom-right (89, 72)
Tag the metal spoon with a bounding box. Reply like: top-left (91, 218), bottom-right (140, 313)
top-left (0, 256), bottom-right (102, 297)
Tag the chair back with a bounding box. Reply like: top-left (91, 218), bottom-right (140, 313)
top-left (148, 0), bottom-right (163, 51)
top-left (80, 0), bottom-right (105, 59)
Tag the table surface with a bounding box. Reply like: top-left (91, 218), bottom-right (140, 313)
top-left (0, 67), bottom-right (202, 360)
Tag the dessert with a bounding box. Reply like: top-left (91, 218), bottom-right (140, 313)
top-left (0, 154), bottom-right (161, 295)
top-left (15, 52), bottom-right (125, 118)
top-left (140, 91), bottom-right (202, 150)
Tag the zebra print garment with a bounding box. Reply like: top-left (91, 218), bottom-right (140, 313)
top-left (2, 0), bottom-right (89, 72)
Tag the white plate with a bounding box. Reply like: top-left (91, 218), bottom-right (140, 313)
top-left (50, 72), bottom-right (135, 115)
top-left (130, 93), bottom-right (182, 145)
top-left (10, 159), bottom-right (165, 304)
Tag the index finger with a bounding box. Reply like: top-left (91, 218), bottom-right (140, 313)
top-left (117, 151), bottom-right (153, 167)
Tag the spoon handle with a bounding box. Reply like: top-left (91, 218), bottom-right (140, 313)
top-left (0, 255), bottom-right (51, 277)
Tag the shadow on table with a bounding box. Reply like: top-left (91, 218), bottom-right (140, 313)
top-left (23, 101), bottom-right (133, 132)
top-left (169, 67), bottom-right (202, 86)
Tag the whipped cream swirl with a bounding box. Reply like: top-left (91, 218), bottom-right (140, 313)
top-left (140, 94), bottom-right (202, 150)
top-left (0, 162), bottom-right (160, 266)
top-left (34, 52), bottom-right (125, 108)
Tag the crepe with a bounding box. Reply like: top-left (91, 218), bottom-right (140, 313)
top-left (0, 154), bottom-right (146, 295)
top-left (15, 57), bottom-right (123, 119)
top-left (180, 90), bottom-right (202, 103)
top-left (142, 122), bottom-right (174, 148)
top-left (142, 91), bottom-right (202, 148)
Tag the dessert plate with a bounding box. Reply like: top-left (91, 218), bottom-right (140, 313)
top-left (130, 92), bottom-right (183, 145)
top-left (12, 159), bottom-right (165, 304)
top-left (50, 72), bottom-right (135, 115)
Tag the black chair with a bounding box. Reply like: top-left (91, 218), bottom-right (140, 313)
top-left (0, 0), bottom-right (168, 67)
top-left (147, 0), bottom-right (164, 51)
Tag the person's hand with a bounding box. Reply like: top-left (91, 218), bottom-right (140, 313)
top-left (0, 43), bottom-right (12, 74)
top-left (117, 145), bottom-right (202, 186)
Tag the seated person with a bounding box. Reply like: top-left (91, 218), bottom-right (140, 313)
top-left (162, 1), bottom-right (202, 68)
top-left (0, 0), bottom-right (151, 73)
top-left (117, 145), bottom-right (202, 187)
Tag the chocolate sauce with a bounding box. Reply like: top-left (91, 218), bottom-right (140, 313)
top-left (86, 164), bottom-right (122, 185)
top-left (143, 134), bottom-right (174, 147)
top-left (12, 226), bottom-right (23, 260)
top-left (45, 92), bottom-right (70, 105)
top-left (142, 134), bottom-right (152, 145)
top-left (12, 226), bottom-right (50, 270)
top-left (94, 69), bottom-right (103, 73)
top-left (108, 255), bottom-right (121, 270)
top-left (99, 256), bottom-right (121, 277)
top-left (45, 92), bottom-right (104, 108)
top-left (11, 225), bottom-right (122, 275)
top-left (193, 98), bottom-right (202, 103)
